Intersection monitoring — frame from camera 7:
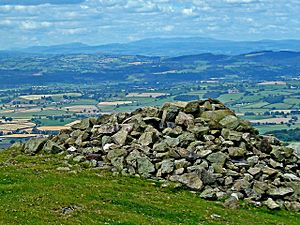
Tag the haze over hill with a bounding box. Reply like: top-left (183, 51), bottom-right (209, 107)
top-left (4, 37), bottom-right (300, 56)
top-left (1, 50), bottom-right (300, 86)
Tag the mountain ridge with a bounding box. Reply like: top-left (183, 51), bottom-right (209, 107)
top-left (4, 37), bottom-right (300, 56)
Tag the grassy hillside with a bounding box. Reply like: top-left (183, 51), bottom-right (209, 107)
top-left (0, 148), bottom-right (299, 225)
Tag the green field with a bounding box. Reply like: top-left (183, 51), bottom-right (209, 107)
top-left (0, 148), bottom-right (299, 225)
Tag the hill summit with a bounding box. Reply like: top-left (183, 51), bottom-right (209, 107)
top-left (15, 99), bottom-right (300, 211)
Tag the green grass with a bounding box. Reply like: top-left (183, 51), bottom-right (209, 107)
top-left (255, 123), bottom-right (300, 134)
top-left (35, 118), bottom-right (76, 126)
top-left (218, 93), bottom-right (244, 103)
top-left (263, 103), bottom-right (293, 109)
top-left (243, 102), bottom-right (270, 109)
top-left (0, 149), bottom-right (299, 225)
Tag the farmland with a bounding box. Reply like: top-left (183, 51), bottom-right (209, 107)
top-left (1, 51), bottom-right (300, 147)
top-left (0, 76), bottom-right (299, 148)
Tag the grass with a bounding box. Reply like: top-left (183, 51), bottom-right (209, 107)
top-left (0, 148), bottom-right (300, 225)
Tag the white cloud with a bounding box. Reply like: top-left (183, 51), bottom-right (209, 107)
top-left (1, 0), bottom-right (300, 49)
top-left (182, 8), bottom-right (195, 16)
top-left (162, 25), bottom-right (174, 32)
top-left (61, 27), bottom-right (87, 34)
top-left (20, 21), bottom-right (53, 30)
top-left (224, 0), bottom-right (258, 3)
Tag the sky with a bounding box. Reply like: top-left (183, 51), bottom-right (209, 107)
top-left (1, 0), bottom-right (300, 49)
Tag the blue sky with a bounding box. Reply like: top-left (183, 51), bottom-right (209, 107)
top-left (1, 0), bottom-right (300, 49)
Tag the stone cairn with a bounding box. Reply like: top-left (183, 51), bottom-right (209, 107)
top-left (17, 99), bottom-right (300, 211)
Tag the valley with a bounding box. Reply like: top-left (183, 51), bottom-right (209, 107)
top-left (0, 63), bottom-right (299, 148)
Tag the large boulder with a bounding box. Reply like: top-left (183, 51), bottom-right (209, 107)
top-left (43, 140), bottom-right (64, 154)
top-left (24, 138), bottom-right (48, 155)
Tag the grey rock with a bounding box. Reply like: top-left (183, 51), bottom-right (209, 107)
top-left (43, 140), bottom-right (64, 154)
top-left (282, 173), bottom-right (300, 181)
top-left (221, 129), bottom-right (242, 141)
top-left (184, 101), bottom-right (199, 113)
top-left (247, 156), bottom-right (259, 167)
top-left (267, 187), bottom-right (294, 197)
top-left (170, 172), bottom-right (203, 190)
top-left (107, 148), bottom-right (126, 160)
top-left (224, 195), bottom-right (240, 209)
top-left (219, 115), bottom-right (240, 130)
top-left (248, 167), bottom-right (261, 176)
top-left (200, 110), bottom-right (234, 122)
top-left (228, 147), bottom-right (246, 158)
top-left (253, 181), bottom-right (269, 194)
top-left (264, 198), bottom-right (280, 210)
top-left (72, 118), bottom-right (94, 130)
top-left (207, 152), bottom-right (227, 173)
top-left (93, 123), bottom-right (119, 134)
top-left (138, 131), bottom-right (157, 146)
top-left (137, 157), bottom-right (155, 176)
top-left (73, 155), bottom-right (85, 163)
top-left (24, 137), bottom-right (48, 155)
top-left (271, 146), bottom-right (294, 161)
top-left (288, 143), bottom-right (300, 156)
top-left (178, 132), bottom-right (196, 147)
top-left (161, 159), bottom-right (174, 174)
top-left (175, 159), bottom-right (190, 169)
top-left (56, 167), bottom-right (71, 172)
top-left (284, 201), bottom-right (300, 212)
top-left (111, 157), bottom-right (124, 171)
top-left (200, 187), bottom-right (217, 200)
top-left (112, 130), bottom-right (128, 146)
top-left (196, 149), bottom-right (212, 158)
top-left (175, 112), bottom-right (194, 127)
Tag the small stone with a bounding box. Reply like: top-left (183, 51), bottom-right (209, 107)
top-left (43, 140), bottom-right (64, 154)
top-left (161, 159), bottom-right (174, 174)
top-left (264, 198), bottom-right (280, 210)
top-left (170, 172), bottom-right (203, 190)
top-left (225, 176), bottom-right (233, 186)
top-left (196, 149), bottom-right (212, 158)
top-left (56, 167), bottom-right (71, 172)
top-left (137, 157), bottom-right (155, 176)
top-left (284, 201), bottom-right (300, 212)
top-left (112, 130), bottom-right (128, 146)
top-left (248, 167), bottom-right (261, 176)
top-left (282, 173), bottom-right (300, 181)
top-left (267, 187), bottom-right (294, 197)
top-left (138, 131), bottom-right (157, 146)
top-left (219, 115), bottom-right (240, 130)
top-left (247, 156), bottom-right (259, 166)
top-left (111, 157), bottom-right (124, 171)
top-left (228, 147), bottom-right (246, 158)
top-left (200, 187), bottom-right (217, 200)
top-left (262, 166), bottom-right (278, 176)
top-left (175, 112), bottom-right (194, 127)
top-left (107, 148), bottom-right (126, 160)
top-left (67, 146), bottom-right (77, 152)
top-left (224, 195), bottom-right (240, 209)
top-left (73, 155), bottom-right (85, 163)
top-left (210, 214), bottom-right (221, 220)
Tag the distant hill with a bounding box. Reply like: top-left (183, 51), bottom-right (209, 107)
top-left (1, 50), bottom-right (300, 86)
top-left (4, 37), bottom-right (300, 56)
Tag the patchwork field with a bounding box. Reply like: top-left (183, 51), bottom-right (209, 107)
top-left (250, 117), bottom-right (292, 124)
top-left (19, 93), bottom-right (82, 101)
top-left (98, 101), bottom-right (133, 106)
top-left (63, 105), bottom-right (99, 113)
top-left (126, 92), bottom-right (169, 98)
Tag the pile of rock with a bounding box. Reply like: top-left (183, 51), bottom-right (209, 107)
top-left (18, 99), bottom-right (300, 211)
